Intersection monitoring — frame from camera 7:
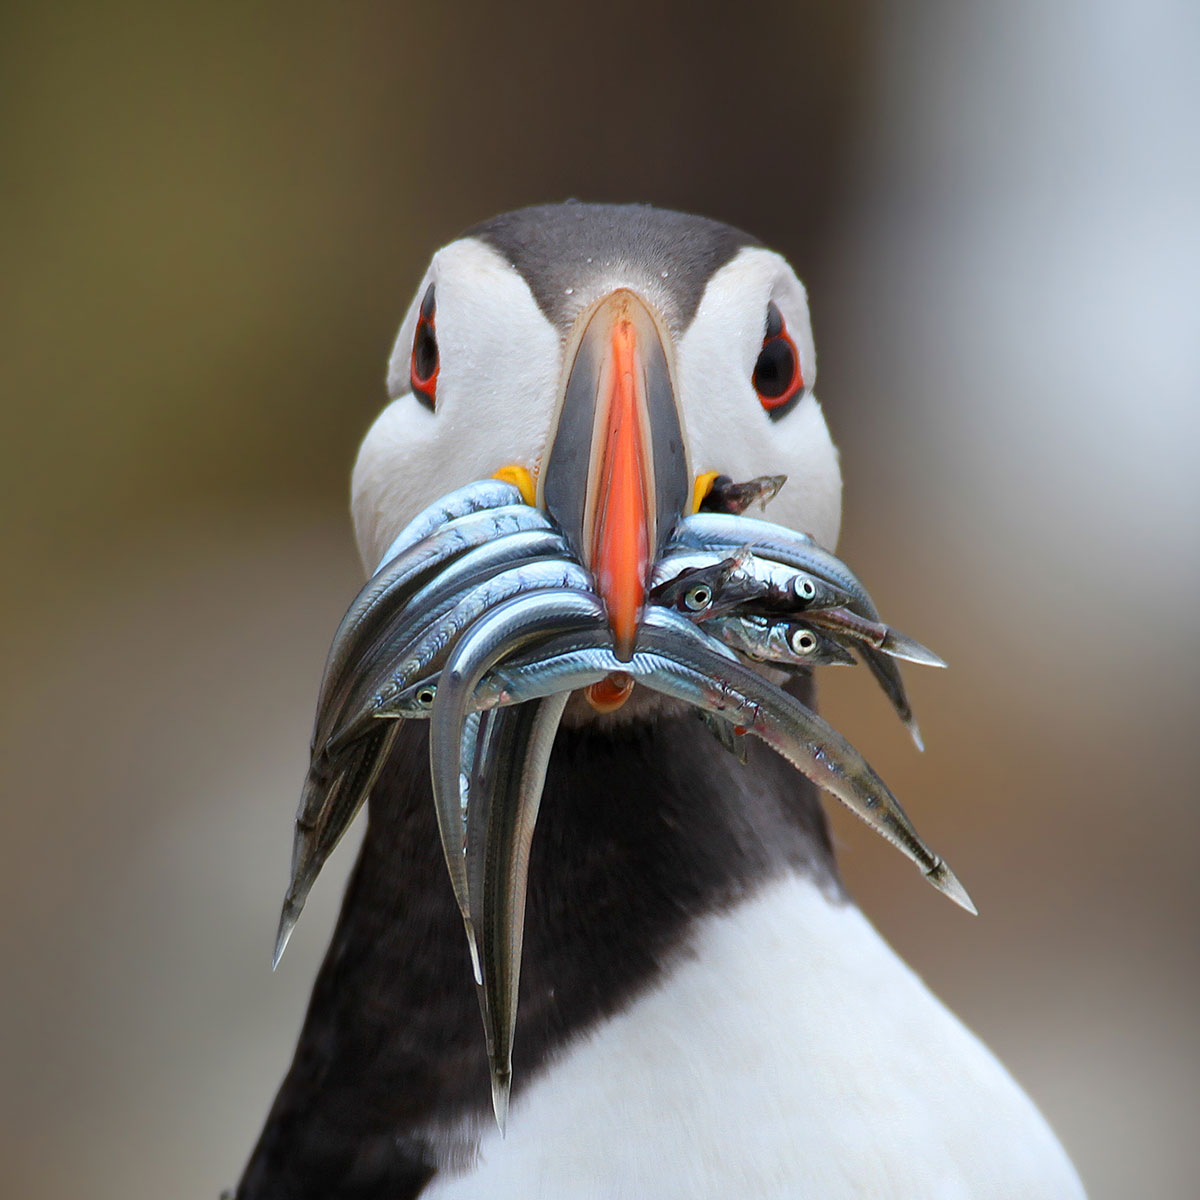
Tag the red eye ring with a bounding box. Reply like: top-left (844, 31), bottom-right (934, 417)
top-left (410, 282), bottom-right (439, 411)
top-left (754, 301), bottom-right (804, 420)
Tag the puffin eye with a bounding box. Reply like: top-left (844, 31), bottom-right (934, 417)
top-left (410, 283), bottom-right (439, 411)
top-left (753, 301), bottom-right (804, 420)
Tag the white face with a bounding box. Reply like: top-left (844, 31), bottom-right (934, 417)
top-left (352, 238), bottom-right (842, 574)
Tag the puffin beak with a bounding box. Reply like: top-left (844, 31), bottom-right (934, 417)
top-left (539, 290), bottom-right (690, 666)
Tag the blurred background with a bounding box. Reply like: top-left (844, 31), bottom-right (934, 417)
top-left (2, 1), bottom-right (1197, 1196)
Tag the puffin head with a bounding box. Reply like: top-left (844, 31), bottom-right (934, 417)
top-left (351, 203), bottom-right (842, 657)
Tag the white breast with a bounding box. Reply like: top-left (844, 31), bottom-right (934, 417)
top-left (423, 874), bottom-right (1085, 1200)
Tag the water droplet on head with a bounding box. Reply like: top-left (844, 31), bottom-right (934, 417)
top-left (661, 270), bottom-right (670, 279)
top-left (564, 287), bottom-right (574, 296)
top-left (585, 257), bottom-right (593, 264)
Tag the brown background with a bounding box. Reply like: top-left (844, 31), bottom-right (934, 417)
top-left (2, 3), bottom-right (1197, 1197)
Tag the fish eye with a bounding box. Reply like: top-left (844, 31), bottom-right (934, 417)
top-left (410, 282), bottom-right (439, 411)
top-left (795, 577), bottom-right (817, 601)
top-left (416, 685), bottom-right (437, 707)
top-left (684, 583), bottom-right (713, 612)
top-left (753, 301), bottom-right (804, 421)
top-left (790, 628), bottom-right (818, 655)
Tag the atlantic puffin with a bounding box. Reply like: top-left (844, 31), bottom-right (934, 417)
top-left (234, 203), bottom-right (1086, 1199)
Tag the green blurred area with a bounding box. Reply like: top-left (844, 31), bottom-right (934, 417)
top-left (2, 3), bottom-right (1197, 1198)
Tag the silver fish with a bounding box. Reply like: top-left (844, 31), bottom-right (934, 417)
top-left (313, 505), bottom-right (557, 752)
top-left (319, 484), bottom-right (529, 720)
top-left (373, 478), bottom-right (525, 572)
top-left (468, 611), bottom-right (974, 915)
top-left (707, 613), bottom-right (857, 668)
top-left (315, 529), bottom-right (571, 763)
top-left (472, 621), bottom-right (729, 710)
top-left (637, 608), bottom-right (969, 909)
top-left (355, 527), bottom-right (572, 678)
top-left (277, 500), bottom-right (556, 966)
top-left (428, 589), bottom-right (607, 936)
top-left (670, 513), bottom-right (926, 749)
top-left (332, 557), bottom-right (593, 748)
top-left (650, 548), bottom-right (848, 615)
top-left (464, 694), bottom-right (569, 1133)
top-left (647, 548), bottom-right (756, 617)
top-left (274, 719), bottom-right (402, 966)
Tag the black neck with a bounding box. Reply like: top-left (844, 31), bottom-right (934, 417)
top-left (236, 682), bottom-right (838, 1199)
